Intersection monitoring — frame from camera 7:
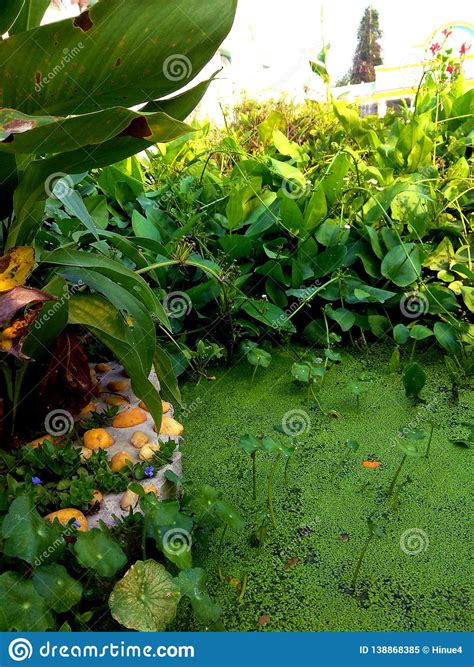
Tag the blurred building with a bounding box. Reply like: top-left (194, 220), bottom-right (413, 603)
top-left (331, 22), bottom-right (474, 116)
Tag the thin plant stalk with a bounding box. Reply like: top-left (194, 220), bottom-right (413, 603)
top-left (351, 533), bottom-right (374, 591)
top-left (251, 451), bottom-right (257, 501)
top-left (250, 364), bottom-right (258, 386)
top-left (425, 424), bottom-right (435, 459)
top-left (387, 454), bottom-right (407, 496)
top-left (284, 455), bottom-right (291, 487)
top-left (217, 525), bottom-right (228, 582)
top-left (268, 453), bottom-right (281, 528)
top-left (409, 339), bottom-right (417, 362)
top-left (238, 573), bottom-right (248, 604)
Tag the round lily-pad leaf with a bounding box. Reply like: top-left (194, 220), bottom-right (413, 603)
top-left (32, 564), bottom-right (82, 613)
top-left (0, 572), bottom-right (54, 631)
top-left (73, 528), bottom-right (127, 578)
top-left (2, 495), bottom-right (65, 566)
top-left (109, 560), bottom-right (181, 632)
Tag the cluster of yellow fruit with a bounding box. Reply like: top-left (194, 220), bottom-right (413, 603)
top-left (31, 363), bottom-right (184, 533)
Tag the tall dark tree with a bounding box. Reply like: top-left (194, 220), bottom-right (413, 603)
top-left (350, 6), bottom-right (383, 84)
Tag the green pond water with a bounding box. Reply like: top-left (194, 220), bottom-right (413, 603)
top-left (172, 345), bottom-right (472, 632)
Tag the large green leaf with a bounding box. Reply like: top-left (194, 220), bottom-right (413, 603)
top-left (40, 248), bottom-right (169, 327)
top-left (176, 568), bottom-right (221, 625)
top-left (2, 495), bottom-right (65, 566)
top-left (0, 572), bottom-right (54, 631)
top-left (0, 0), bottom-right (25, 35)
top-left (73, 529), bottom-right (127, 578)
top-left (0, 108), bottom-right (191, 155)
top-left (109, 560), bottom-right (181, 632)
top-left (154, 348), bottom-right (182, 407)
top-left (68, 294), bottom-right (164, 431)
top-left (9, 0), bottom-right (49, 34)
top-left (0, 0), bottom-right (237, 115)
top-left (32, 564), bottom-right (82, 613)
top-left (381, 243), bottom-right (421, 287)
top-left (58, 267), bottom-right (156, 372)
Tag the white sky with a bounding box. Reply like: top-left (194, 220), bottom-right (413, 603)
top-left (224, 0), bottom-right (473, 80)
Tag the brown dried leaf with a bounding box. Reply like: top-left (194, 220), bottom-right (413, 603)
top-left (0, 286), bottom-right (53, 326)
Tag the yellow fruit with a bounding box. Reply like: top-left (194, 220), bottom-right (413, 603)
top-left (28, 434), bottom-right (60, 449)
top-left (130, 431), bottom-right (149, 448)
top-left (154, 416), bottom-right (183, 437)
top-left (83, 428), bottom-right (114, 450)
top-left (143, 485), bottom-right (158, 496)
top-left (91, 490), bottom-right (103, 506)
top-left (112, 407), bottom-right (147, 429)
top-left (95, 363), bottom-right (112, 373)
top-left (107, 379), bottom-right (129, 393)
top-left (45, 509), bottom-right (88, 532)
top-left (105, 395), bottom-right (129, 407)
top-left (139, 443), bottom-right (160, 461)
top-left (78, 401), bottom-right (96, 417)
top-left (120, 489), bottom-right (139, 511)
top-left (139, 400), bottom-right (171, 413)
top-left (110, 451), bottom-right (133, 473)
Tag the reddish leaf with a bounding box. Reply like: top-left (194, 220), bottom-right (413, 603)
top-left (0, 286), bottom-right (54, 326)
top-left (284, 557), bottom-right (300, 570)
top-left (38, 331), bottom-right (94, 416)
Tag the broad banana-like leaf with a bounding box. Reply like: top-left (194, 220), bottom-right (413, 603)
top-left (0, 0), bottom-right (237, 115)
top-left (69, 294), bottom-right (164, 430)
top-left (0, 0), bottom-right (25, 35)
top-left (39, 248), bottom-right (170, 329)
top-left (0, 108), bottom-right (191, 154)
top-left (8, 0), bottom-right (49, 35)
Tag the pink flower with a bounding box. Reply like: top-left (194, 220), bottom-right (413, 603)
top-left (441, 28), bottom-right (452, 38)
top-left (430, 42), bottom-right (441, 55)
top-left (460, 43), bottom-right (471, 56)
top-left (446, 64), bottom-right (457, 75)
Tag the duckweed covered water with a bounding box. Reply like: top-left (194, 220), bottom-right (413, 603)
top-left (173, 345), bottom-right (472, 632)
